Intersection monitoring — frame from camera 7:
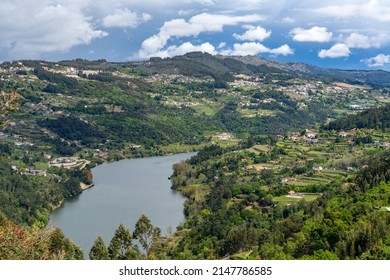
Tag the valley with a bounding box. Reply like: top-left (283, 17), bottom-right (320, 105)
top-left (0, 53), bottom-right (389, 260)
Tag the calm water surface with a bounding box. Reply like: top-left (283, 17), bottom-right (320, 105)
top-left (49, 152), bottom-right (196, 258)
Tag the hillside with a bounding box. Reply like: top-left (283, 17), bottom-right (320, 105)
top-left (0, 53), bottom-right (390, 259)
top-left (323, 104), bottom-right (390, 131)
top-left (169, 123), bottom-right (390, 260)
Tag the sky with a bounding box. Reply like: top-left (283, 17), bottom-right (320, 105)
top-left (0, 0), bottom-right (390, 70)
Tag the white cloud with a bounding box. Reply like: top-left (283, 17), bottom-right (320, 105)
top-left (345, 33), bottom-right (372, 49)
top-left (102, 8), bottom-right (151, 28)
top-left (150, 42), bottom-right (217, 58)
top-left (221, 42), bottom-right (293, 56)
top-left (218, 42), bottom-right (226, 49)
top-left (142, 13), bottom-right (153, 22)
top-left (290, 26), bottom-right (332, 43)
top-left (270, 44), bottom-right (294, 56)
top-left (316, 0), bottom-right (390, 22)
top-left (138, 12), bottom-right (263, 58)
top-left (233, 25), bottom-right (271, 42)
top-left (222, 42), bottom-right (269, 56)
top-left (0, 1), bottom-right (107, 59)
top-left (139, 34), bottom-right (171, 58)
top-left (361, 54), bottom-right (390, 67)
top-left (318, 43), bottom-right (350, 58)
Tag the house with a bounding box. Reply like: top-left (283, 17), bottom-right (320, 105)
top-left (305, 130), bottom-right (318, 139)
top-left (43, 154), bottom-right (52, 160)
top-left (313, 166), bottom-right (323, 171)
top-left (240, 157), bottom-right (249, 163)
top-left (215, 132), bottom-right (233, 140)
top-left (129, 144), bottom-right (142, 148)
top-left (282, 177), bottom-right (296, 183)
top-left (289, 135), bottom-right (300, 141)
top-left (339, 132), bottom-right (350, 137)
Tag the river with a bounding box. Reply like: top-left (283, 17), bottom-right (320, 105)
top-left (49, 152), bottom-right (196, 258)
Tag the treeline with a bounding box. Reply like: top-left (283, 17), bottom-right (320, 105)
top-left (89, 215), bottom-right (167, 260)
top-left (323, 104), bottom-right (390, 131)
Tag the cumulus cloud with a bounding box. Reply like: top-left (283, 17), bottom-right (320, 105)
top-left (361, 54), bottom-right (390, 67)
top-left (233, 25), bottom-right (272, 42)
top-left (290, 26), bottom-right (332, 43)
top-left (318, 43), bottom-right (350, 58)
top-left (102, 8), bottom-right (151, 28)
top-left (221, 42), bottom-right (293, 56)
top-left (138, 12), bottom-right (263, 58)
top-left (345, 33), bottom-right (374, 49)
top-left (270, 44), bottom-right (295, 56)
top-left (316, 0), bottom-right (390, 21)
top-left (150, 42), bottom-right (217, 58)
top-left (0, 1), bottom-right (107, 58)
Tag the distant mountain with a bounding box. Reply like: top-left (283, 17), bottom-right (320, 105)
top-left (145, 52), bottom-right (290, 81)
top-left (143, 52), bottom-right (390, 86)
top-left (224, 54), bottom-right (390, 87)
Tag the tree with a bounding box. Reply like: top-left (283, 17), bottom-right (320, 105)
top-left (89, 235), bottom-right (109, 260)
top-left (108, 224), bottom-right (139, 260)
top-left (48, 228), bottom-right (83, 260)
top-left (0, 91), bottom-right (20, 129)
top-left (133, 214), bottom-right (161, 257)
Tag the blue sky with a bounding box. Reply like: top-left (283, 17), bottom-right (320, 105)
top-left (0, 0), bottom-right (389, 70)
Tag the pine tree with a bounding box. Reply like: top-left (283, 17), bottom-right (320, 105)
top-left (133, 214), bottom-right (161, 257)
top-left (108, 224), bottom-right (139, 260)
top-left (89, 235), bottom-right (109, 260)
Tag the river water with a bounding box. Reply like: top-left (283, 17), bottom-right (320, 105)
top-left (49, 152), bottom-right (195, 258)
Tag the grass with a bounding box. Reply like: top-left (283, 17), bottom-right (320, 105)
top-left (191, 103), bottom-right (220, 116)
top-left (34, 162), bottom-right (48, 170)
top-left (253, 145), bottom-right (272, 152)
top-left (159, 143), bottom-right (204, 154)
top-left (273, 194), bottom-right (321, 203)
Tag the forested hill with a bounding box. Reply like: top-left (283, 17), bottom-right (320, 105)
top-left (146, 52), bottom-right (390, 86)
top-left (1, 52), bottom-right (390, 260)
top-left (323, 104), bottom-right (390, 131)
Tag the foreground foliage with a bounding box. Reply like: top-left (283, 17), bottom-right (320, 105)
top-left (0, 212), bottom-right (83, 260)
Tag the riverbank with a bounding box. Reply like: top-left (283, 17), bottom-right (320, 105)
top-left (49, 152), bottom-right (196, 257)
top-left (80, 182), bottom-right (94, 191)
